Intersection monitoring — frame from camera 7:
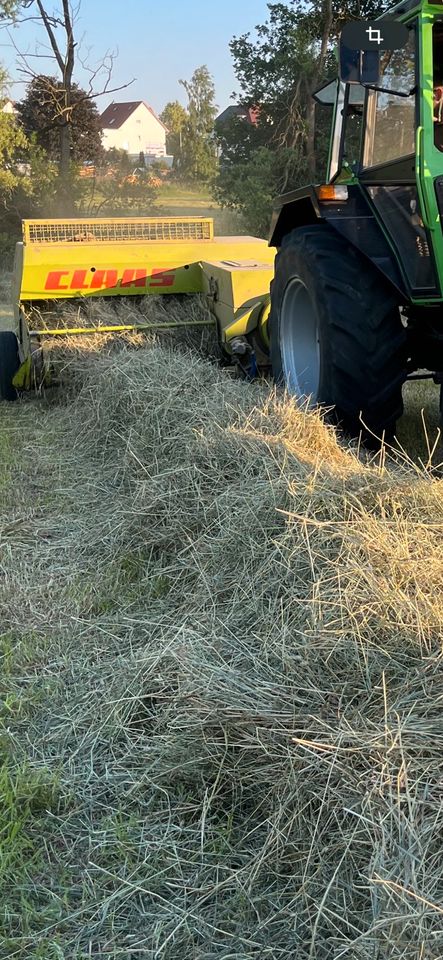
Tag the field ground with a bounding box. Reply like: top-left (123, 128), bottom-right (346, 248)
top-left (0, 322), bottom-right (442, 957)
top-left (1, 262), bottom-right (443, 954)
top-left (1, 276), bottom-right (440, 466)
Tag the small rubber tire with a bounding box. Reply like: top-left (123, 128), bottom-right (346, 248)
top-left (269, 224), bottom-right (407, 442)
top-left (0, 331), bottom-right (20, 401)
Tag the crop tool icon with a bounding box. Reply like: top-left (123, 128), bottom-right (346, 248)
top-left (365, 26), bottom-right (383, 44)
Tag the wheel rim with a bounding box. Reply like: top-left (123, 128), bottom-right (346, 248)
top-left (280, 278), bottom-right (320, 404)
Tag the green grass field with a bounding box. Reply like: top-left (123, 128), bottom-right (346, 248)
top-left (0, 332), bottom-right (442, 956)
top-left (79, 178), bottom-right (246, 236)
top-left (1, 241), bottom-right (443, 954)
top-left (155, 182), bottom-right (246, 234)
top-left (1, 146), bottom-right (443, 955)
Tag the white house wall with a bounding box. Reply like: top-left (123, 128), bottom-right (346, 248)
top-left (102, 103), bottom-right (166, 157)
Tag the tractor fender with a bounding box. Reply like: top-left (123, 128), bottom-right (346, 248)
top-left (269, 186), bottom-right (319, 248)
top-left (269, 183), bottom-right (409, 300)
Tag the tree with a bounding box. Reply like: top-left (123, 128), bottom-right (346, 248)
top-left (18, 75), bottom-right (103, 165)
top-left (0, 1), bottom-right (18, 17)
top-left (179, 66), bottom-right (218, 181)
top-left (160, 100), bottom-right (187, 167)
top-left (215, 0), bottom-right (389, 235)
top-left (0, 66), bottom-right (27, 198)
top-left (1, 0), bottom-right (132, 210)
top-left (215, 146), bottom-right (302, 238)
top-left (0, 65), bottom-right (57, 258)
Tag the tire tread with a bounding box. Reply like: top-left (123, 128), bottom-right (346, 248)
top-left (271, 224), bottom-right (407, 436)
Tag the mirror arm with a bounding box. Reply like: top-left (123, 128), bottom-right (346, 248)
top-left (362, 84), bottom-right (416, 98)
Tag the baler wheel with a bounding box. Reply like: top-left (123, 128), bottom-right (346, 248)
top-left (0, 331), bottom-right (20, 401)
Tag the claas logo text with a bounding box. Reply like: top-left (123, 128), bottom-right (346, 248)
top-left (44, 268), bottom-right (177, 291)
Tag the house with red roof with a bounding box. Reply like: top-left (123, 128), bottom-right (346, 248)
top-left (215, 105), bottom-right (260, 128)
top-left (100, 101), bottom-right (167, 159)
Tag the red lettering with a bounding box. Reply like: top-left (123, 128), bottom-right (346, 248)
top-left (45, 267), bottom-right (177, 292)
top-left (70, 270), bottom-right (90, 291)
top-left (90, 270), bottom-right (119, 290)
top-left (120, 269), bottom-right (148, 289)
top-left (45, 270), bottom-right (70, 291)
top-left (149, 268), bottom-right (176, 288)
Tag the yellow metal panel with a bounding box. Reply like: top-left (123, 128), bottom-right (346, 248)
top-left (19, 236), bottom-right (274, 302)
top-left (12, 242), bottom-right (23, 330)
top-left (201, 258), bottom-right (274, 340)
top-left (202, 259), bottom-right (274, 311)
top-left (223, 301), bottom-right (266, 341)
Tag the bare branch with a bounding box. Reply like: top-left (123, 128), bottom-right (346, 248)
top-left (5, 25), bottom-right (51, 74)
top-left (5, 0), bottom-right (134, 202)
top-left (61, 0), bottom-right (75, 86)
top-left (34, 0), bottom-right (65, 73)
top-left (78, 78), bottom-right (135, 103)
top-left (2, 14), bottom-right (52, 23)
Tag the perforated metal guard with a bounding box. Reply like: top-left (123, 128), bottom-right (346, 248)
top-left (23, 217), bottom-right (214, 244)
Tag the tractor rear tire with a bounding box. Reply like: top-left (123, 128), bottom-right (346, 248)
top-left (0, 331), bottom-right (20, 401)
top-left (269, 224), bottom-right (407, 442)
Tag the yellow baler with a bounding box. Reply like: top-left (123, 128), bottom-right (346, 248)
top-left (4, 215), bottom-right (275, 396)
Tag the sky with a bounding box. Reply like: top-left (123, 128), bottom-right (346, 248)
top-left (0, 0), bottom-right (271, 115)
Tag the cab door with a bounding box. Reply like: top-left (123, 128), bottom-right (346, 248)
top-left (359, 21), bottom-right (438, 296)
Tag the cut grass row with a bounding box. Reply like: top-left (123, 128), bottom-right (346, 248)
top-left (0, 322), bottom-right (442, 956)
top-left (0, 286), bottom-right (442, 956)
top-left (0, 410), bottom-right (63, 959)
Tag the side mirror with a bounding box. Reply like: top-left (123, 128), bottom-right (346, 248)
top-left (340, 47), bottom-right (380, 85)
top-left (312, 79), bottom-right (338, 106)
top-left (339, 20), bottom-right (409, 86)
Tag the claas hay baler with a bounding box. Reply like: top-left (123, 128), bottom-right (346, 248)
top-left (7, 0), bottom-right (443, 444)
top-left (4, 215), bottom-right (275, 395)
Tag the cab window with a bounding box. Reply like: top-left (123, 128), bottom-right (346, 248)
top-left (363, 26), bottom-right (416, 168)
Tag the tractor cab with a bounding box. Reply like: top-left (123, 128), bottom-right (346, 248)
top-left (315, 1), bottom-right (443, 301)
top-left (271, 1), bottom-right (443, 303)
top-left (332, 14), bottom-right (416, 178)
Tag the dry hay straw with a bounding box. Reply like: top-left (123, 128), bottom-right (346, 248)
top-left (29, 294), bottom-right (221, 379)
top-left (3, 310), bottom-right (443, 959)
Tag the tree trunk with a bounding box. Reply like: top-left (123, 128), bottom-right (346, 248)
top-left (56, 121), bottom-right (75, 215)
top-left (306, 97), bottom-right (316, 180)
top-left (59, 122), bottom-right (71, 180)
top-left (36, 0), bottom-right (76, 212)
top-left (59, 0), bottom-right (75, 209)
top-left (306, 0), bottom-right (333, 181)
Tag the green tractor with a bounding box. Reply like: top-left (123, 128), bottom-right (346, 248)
top-left (268, 0), bottom-right (443, 441)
